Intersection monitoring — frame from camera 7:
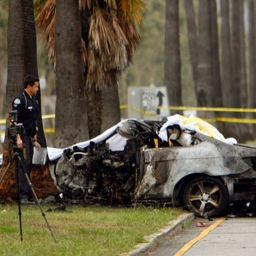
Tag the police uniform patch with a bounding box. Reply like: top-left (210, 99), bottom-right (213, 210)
top-left (14, 98), bottom-right (21, 105)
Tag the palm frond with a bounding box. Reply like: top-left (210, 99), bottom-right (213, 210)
top-left (86, 6), bottom-right (129, 89)
top-left (35, 0), bottom-right (146, 89)
top-left (79, 0), bottom-right (92, 10)
top-left (35, 0), bottom-right (56, 69)
top-left (117, 0), bottom-right (146, 25)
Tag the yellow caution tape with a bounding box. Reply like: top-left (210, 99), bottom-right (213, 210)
top-left (159, 106), bottom-right (256, 113)
top-left (1, 106), bottom-right (256, 135)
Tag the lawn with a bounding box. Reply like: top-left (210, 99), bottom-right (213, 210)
top-left (0, 203), bottom-right (184, 256)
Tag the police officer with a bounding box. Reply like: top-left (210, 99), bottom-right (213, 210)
top-left (12, 75), bottom-right (41, 204)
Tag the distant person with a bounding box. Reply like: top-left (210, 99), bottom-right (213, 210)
top-left (11, 75), bottom-right (41, 204)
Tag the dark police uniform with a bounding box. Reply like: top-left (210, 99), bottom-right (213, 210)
top-left (12, 90), bottom-right (39, 200)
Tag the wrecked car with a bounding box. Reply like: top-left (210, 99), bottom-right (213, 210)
top-left (48, 115), bottom-right (256, 217)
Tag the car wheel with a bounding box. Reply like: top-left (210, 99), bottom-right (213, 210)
top-left (183, 176), bottom-right (229, 217)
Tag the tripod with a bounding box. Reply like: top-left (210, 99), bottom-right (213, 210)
top-left (0, 146), bottom-right (57, 243)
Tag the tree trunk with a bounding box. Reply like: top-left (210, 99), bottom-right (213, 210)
top-left (55, 0), bottom-right (89, 147)
top-left (0, 0), bottom-right (25, 200)
top-left (231, 1), bottom-right (242, 109)
top-left (238, 0), bottom-right (252, 141)
top-left (238, 0), bottom-right (247, 110)
top-left (165, 0), bottom-right (182, 115)
top-left (86, 86), bottom-right (102, 138)
top-left (210, 0), bottom-right (222, 109)
top-left (0, 17), bottom-right (7, 123)
top-left (219, 0), bottom-right (239, 139)
top-left (248, 0), bottom-right (256, 125)
top-left (23, 0), bottom-right (47, 148)
top-left (246, 0), bottom-right (256, 137)
top-left (231, 0), bottom-right (249, 142)
top-left (220, 0), bottom-right (232, 108)
top-left (3, 0), bottom-right (25, 181)
top-left (196, 0), bottom-right (214, 116)
top-left (209, 0), bottom-right (224, 133)
top-left (0, 0), bottom-right (57, 201)
top-left (101, 82), bottom-right (121, 133)
top-left (5, 1), bottom-right (25, 115)
top-left (183, 0), bottom-right (198, 95)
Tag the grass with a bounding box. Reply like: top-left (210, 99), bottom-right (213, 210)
top-left (246, 140), bottom-right (256, 146)
top-left (0, 203), bottom-right (185, 256)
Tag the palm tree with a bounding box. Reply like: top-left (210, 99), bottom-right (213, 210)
top-left (5, 1), bottom-right (25, 112)
top-left (5, 0), bottom-right (46, 150)
top-left (0, 1), bottom-right (8, 121)
top-left (220, 0), bottom-right (232, 109)
top-left (248, 0), bottom-right (256, 116)
top-left (183, 0), bottom-right (198, 93)
top-left (231, 0), bottom-right (243, 109)
top-left (23, 0), bottom-right (47, 148)
top-left (197, 0), bottom-right (214, 111)
top-left (165, 0), bottom-right (182, 115)
top-left (1, 0), bottom-right (55, 200)
top-left (35, 0), bottom-right (146, 144)
top-left (196, 0), bottom-right (223, 124)
top-left (54, 0), bottom-right (88, 147)
top-left (231, 0), bottom-right (250, 141)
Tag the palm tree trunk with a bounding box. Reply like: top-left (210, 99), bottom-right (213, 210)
top-left (238, 0), bottom-right (251, 140)
top-left (231, 0), bottom-right (242, 109)
top-left (210, 0), bottom-right (222, 109)
top-left (165, 0), bottom-right (182, 115)
top-left (248, 0), bottom-right (256, 114)
top-left (231, 0), bottom-right (250, 141)
top-left (55, 0), bottom-right (89, 147)
top-left (238, 0), bottom-right (247, 110)
top-left (183, 0), bottom-right (198, 95)
top-left (5, 0), bottom-right (25, 113)
top-left (197, 0), bottom-right (213, 114)
top-left (209, 0), bottom-right (224, 133)
top-left (23, 0), bottom-right (47, 147)
top-left (0, 0), bottom-right (58, 201)
top-left (220, 0), bottom-right (232, 108)
top-left (2, 0), bottom-right (25, 199)
top-left (86, 86), bottom-right (102, 138)
top-left (219, 0), bottom-right (239, 139)
top-left (101, 82), bottom-right (121, 133)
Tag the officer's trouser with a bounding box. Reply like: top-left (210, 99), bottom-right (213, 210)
top-left (19, 135), bottom-right (33, 200)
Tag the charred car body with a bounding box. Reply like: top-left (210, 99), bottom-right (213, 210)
top-left (48, 115), bottom-right (256, 217)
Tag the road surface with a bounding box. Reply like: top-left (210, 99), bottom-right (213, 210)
top-left (141, 216), bottom-right (256, 256)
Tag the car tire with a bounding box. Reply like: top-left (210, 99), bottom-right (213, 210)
top-left (183, 176), bottom-right (229, 217)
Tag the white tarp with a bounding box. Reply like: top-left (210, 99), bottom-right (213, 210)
top-left (47, 120), bottom-right (130, 161)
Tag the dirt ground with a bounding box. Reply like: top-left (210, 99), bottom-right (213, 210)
top-left (0, 151), bottom-right (58, 201)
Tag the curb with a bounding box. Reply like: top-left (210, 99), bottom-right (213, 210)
top-left (120, 212), bottom-right (195, 256)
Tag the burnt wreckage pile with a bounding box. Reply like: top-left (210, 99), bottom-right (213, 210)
top-left (52, 120), bottom-right (161, 205)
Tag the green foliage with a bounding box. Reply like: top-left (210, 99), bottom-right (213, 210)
top-left (120, 0), bottom-right (195, 106)
top-left (128, 0), bottom-right (166, 87)
top-left (0, 0), bottom-right (8, 24)
top-left (0, 0), bottom-right (8, 49)
top-left (0, 204), bottom-right (184, 256)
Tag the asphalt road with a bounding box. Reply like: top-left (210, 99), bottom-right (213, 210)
top-left (141, 216), bottom-right (256, 256)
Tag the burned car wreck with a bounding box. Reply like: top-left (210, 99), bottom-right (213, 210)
top-left (48, 115), bottom-right (256, 217)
